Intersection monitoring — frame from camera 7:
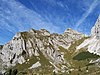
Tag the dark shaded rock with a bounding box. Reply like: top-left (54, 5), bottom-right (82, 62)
top-left (0, 45), bottom-right (3, 50)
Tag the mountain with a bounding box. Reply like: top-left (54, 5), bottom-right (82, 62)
top-left (0, 28), bottom-right (84, 74)
top-left (1, 16), bottom-right (100, 75)
top-left (77, 15), bottom-right (100, 55)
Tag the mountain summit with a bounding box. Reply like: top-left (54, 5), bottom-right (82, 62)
top-left (77, 15), bottom-right (100, 55)
top-left (91, 15), bottom-right (100, 38)
top-left (1, 16), bottom-right (100, 75)
top-left (0, 28), bottom-right (84, 74)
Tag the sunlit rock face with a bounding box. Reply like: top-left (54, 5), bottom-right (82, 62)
top-left (91, 15), bottom-right (100, 39)
top-left (77, 15), bottom-right (100, 55)
top-left (0, 28), bottom-right (84, 72)
top-left (64, 28), bottom-right (84, 41)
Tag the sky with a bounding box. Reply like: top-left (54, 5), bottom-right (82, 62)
top-left (0, 0), bottom-right (100, 44)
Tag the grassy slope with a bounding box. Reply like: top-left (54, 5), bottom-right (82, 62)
top-left (5, 36), bottom-right (100, 75)
top-left (5, 50), bottom-right (54, 75)
top-left (59, 37), bottom-right (100, 75)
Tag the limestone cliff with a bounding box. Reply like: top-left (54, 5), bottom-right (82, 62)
top-left (77, 15), bottom-right (100, 55)
top-left (0, 28), bottom-right (84, 73)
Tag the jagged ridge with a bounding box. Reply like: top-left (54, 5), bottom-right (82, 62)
top-left (0, 28), bottom-right (84, 74)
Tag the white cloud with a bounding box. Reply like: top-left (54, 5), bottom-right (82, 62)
top-left (57, 2), bottom-right (64, 8)
top-left (0, 0), bottom-right (61, 34)
top-left (43, 0), bottom-right (57, 6)
top-left (0, 0), bottom-right (64, 44)
top-left (75, 0), bottom-right (99, 29)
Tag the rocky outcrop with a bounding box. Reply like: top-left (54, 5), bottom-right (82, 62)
top-left (0, 45), bottom-right (3, 48)
top-left (77, 15), bottom-right (100, 55)
top-left (0, 45), bottom-right (3, 51)
top-left (0, 45), bottom-right (4, 73)
top-left (0, 28), bottom-right (84, 73)
top-left (91, 15), bottom-right (100, 39)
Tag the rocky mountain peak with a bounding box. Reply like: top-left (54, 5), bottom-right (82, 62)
top-left (77, 15), bottom-right (100, 56)
top-left (64, 28), bottom-right (82, 35)
top-left (13, 32), bottom-right (22, 39)
top-left (39, 29), bottom-right (50, 36)
top-left (0, 28), bottom-right (84, 73)
top-left (28, 28), bottom-right (37, 33)
top-left (98, 14), bottom-right (100, 20)
top-left (64, 28), bottom-right (74, 33)
top-left (91, 15), bottom-right (100, 39)
top-left (40, 28), bottom-right (49, 32)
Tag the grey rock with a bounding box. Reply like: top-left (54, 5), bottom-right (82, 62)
top-left (0, 28), bottom-right (84, 72)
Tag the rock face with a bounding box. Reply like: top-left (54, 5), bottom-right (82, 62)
top-left (77, 15), bottom-right (100, 55)
top-left (1, 15), bottom-right (100, 74)
top-left (0, 45), bottom-right (3, 51)
top-left (91, 15), bottom-right (100, 39)
top-left (0, 45), bottom-right (3, 73)
top-left (0, 28), bottom-right (84, 73)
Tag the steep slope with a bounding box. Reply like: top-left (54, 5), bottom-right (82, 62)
top-left (77, 15), bottom-right (100, 56)
top-left (0, 28), bottom-right (84, 74)
top-left (74, 15), bottom-right (100, 75)
top-left (0, 45), bottom-right (4, 73)
top-left (57, 36), bottom-right (100, 75)
top-left (1, 15), bottom-right (100, 75)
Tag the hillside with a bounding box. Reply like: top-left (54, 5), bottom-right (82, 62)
top-left (0, 16), bottom-right (100, 75)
